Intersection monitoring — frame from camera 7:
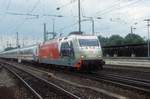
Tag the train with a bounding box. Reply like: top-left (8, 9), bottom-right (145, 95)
top-left (0, 34), bottom-right (105, 71)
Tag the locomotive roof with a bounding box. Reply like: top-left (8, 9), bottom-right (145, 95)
top-left (68, 34), bottom-right (98, 39)
top-left (42, 35), bottom-right (99, 45)
top-left (44, 35), bottom-right (98, 42)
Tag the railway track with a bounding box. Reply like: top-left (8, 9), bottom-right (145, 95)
top-left (104, 64), bottom-right (150, 73)
top-left (1, 59), bottom-right (150, 98)
top-left (61, 69), bottom-right (150, 94)
top-left (0, 60), bottom-right (129, 99)
top-left (53, 69), bottom-right (150, 94)
top-left (1, 63), bottom-right (80, 99)
top-left (90, 72), bottom-right (150, 93)
top-left (24, 61), bottom-right (150, 94)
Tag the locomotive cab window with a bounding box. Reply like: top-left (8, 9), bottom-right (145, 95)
top-left (79, 39), bottom-right (99, 47)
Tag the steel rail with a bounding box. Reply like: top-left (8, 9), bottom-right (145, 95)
top-left (2, 62), bottom-right (80, 99)
top-left (91, 72), bottom-right (150, 93)
top-left (100, 73), bottom-right (150, 84)
top-left (3, 65), bottom-right (43, 99)
top-left (104, 64), bottom-right (150, 73)
top-left (21, 60), bottom-right (150, 93)
top-left (2, 59), bottom-right (150, 96)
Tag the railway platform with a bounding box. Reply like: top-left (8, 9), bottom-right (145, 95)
top-left (105, 58), bottom-right (150, 68)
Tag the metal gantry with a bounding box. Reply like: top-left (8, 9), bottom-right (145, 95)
top-left (130, 26), bottom-right (136, 34)
top-left (78, 0), bottom-right (81, 33)
top-left (82, 16), bottom-right (102, 35)
top-left (144, 19), bottom-right (150, 57)
top-left (43, 15), bottom-right (63, 42)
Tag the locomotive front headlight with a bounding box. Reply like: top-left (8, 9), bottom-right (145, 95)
top-left (81, 55), bottom-right (86, 59)
top-left (81, 55), bottom-right (84, 58)
top-left (98, 55), bottom-right (102, 58)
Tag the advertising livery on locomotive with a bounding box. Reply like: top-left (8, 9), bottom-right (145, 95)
top-left (0, 34), bottom-right (105, 71)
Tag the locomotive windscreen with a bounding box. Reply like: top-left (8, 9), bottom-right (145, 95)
top-left (79, 39), bottom-right (99, 47)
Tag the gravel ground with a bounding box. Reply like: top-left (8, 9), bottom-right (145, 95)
top-left (48, 69), bottom-right (150, 99)
top-left (0, 66), bottom-right (36, 99)
top-left (48, 76), bottom-right (117, 99)
top-left (6, 61), bottom-right (150, 99)
top-left (2, 60), bottom-right (150, 99)
top-left (102, 67), bottom-right (150, 81)
top-left (9, 62), bottom-right (116, 99)
top-left (104, 64), bottom-right (150, 73)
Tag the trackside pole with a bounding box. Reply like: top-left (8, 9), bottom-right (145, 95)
top-left (18, 58), bottom-right (21, 63)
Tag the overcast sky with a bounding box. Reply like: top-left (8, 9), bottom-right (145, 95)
top-left (0, 0), bottom-right (150, 50)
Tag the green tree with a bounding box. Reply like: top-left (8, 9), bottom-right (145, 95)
top-left (98, 35), bottom-right (109, 46)
top-left (124, 33), bottom-right (145, 44)
top-left (4, 47), bottom-right (14, 51)
top-left (108, 35), bottom-right (124, 46)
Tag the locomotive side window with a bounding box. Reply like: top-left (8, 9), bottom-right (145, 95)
top-left (70, 41), bottom-right (75, 58)
top-left (79, 39), bottom-right (99, 47)
top-left (60, 41), bottom-right (75, 58)
top-left (60, 42), bottom-right (70, 56)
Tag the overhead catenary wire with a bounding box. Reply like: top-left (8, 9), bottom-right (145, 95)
top-left (1, 0), bottom-right (42, 49)
top-left (56, 0), bottom-right (77, 10)
top-left (94, 0), bottom-right (122, 16)
top-left (29, 0), bottom-right (40, 13)
top-left (58, 21), bottom-right (79, 33)
top-left (95, 0), bottom-right (142, 17)
top-left (6, 12), bottom-right (39, 17)
top-left (1, 1), bottom-right (148, 41)
top-left (11, 0), bottom-right (41, 31)
top-left (114, 0), bottom-right (144, 25)
top-left (91, 0), bottom-right (143, 28)
top-left (6, 0), bottom-right (11, 10)
top-left (58, 18), bottom-right (93, 33)
top-left (0, 0), bottom-right (12, 22)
